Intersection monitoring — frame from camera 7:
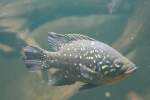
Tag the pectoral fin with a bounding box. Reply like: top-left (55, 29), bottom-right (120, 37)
top-left (48, 77), bottom-right (74, 86)
top-left (41, 69), bottom-right (49, 82)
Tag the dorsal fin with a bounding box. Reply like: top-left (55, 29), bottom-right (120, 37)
top-left (48, 32), bottom-right (96, 51)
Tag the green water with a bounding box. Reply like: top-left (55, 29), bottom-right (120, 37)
top-left (0, 0), bottom-right (150, 100)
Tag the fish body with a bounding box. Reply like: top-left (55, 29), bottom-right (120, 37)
top-left (23, 32), bottom-right (137, 90)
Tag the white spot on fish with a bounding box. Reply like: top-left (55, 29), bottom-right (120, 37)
top-left (102, 65), bottom-right (108, 70)
top-left (100, 50), bottom-right (104, 53)
top-left (99, 61), bottom-right (103, 65)
top-left (79, 56), bottom-right (82, 59)
top-left (74, 63), bottom-right (77, 66)
top-left (106, 60), bottom-right (110, 64)
top-left (93, 60), bottom-right (96, 63)
top-left (89, 64), bottom-right (92, 67)
top-left (67, 48), bottom-right (70, 50)
top-left (95, 49), bottom-right (98, 53)
top-left (97, 54), bottom-right (101, 58)
top-left (79, 63), bottom-right (82, 66)
top-left (91, 41), bottom-right (95, 45)
top-left (81, 47), bottom-right (85, 51)
top-left (64, 54), bottom-right (66, 56)
top-left (69, 54), bottom-right (72, 56)
top-left (90, 57), bottom-right (94, 59)
top-left (43, 54), bottom-right (47, 57)
top-left (95, 55), bottom-right (98, 58)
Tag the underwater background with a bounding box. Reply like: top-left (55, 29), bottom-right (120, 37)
top-left (0, 0), bottom-right (150, 100)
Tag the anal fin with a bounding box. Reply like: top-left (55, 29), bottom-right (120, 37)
top-left (47, 70), bottom-right (75, 86)
top-left (79, 84), bottom-right (99, 91)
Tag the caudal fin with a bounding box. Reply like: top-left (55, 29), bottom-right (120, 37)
top-left (23, 45), bottom-right (48, 72)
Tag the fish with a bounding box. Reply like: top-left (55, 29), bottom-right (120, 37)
top-left (23, 32), bottom-right (137, 90)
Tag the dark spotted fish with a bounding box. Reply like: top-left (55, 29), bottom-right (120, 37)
top-left (23, 32), bottom-right (137, 90)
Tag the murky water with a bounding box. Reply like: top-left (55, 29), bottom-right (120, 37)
top-left (0, 0), bottom-right (150, 100)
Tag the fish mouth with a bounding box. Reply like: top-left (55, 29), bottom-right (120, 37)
top-left (124, 66), bottom-right (137, 74)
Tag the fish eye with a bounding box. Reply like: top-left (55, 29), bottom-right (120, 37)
top-left (113, 59), bottom-right (123, 68)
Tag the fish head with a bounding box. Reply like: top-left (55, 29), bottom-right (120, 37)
top-left (103, 57), bottom-right (137, 84)
top-left (119, 57), bottom-right (137, 75)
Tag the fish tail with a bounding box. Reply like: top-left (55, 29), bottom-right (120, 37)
top-left (23, 45), bottom-right (55, 82)
top-left (22, 45), bottom-right (49, 72)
